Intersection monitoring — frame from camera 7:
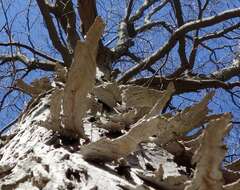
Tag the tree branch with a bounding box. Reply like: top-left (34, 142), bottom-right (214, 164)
top-left (36, 0), bottom-right (71, 65)
top-left (118, 7), bottom-right (240, 83)
top-left (130, 76), bottom-right (240, 94)
top-left (125, 0), bottom-right (134, 21)
top-left (77, 0), bottom-right (97, 36)
top-left (212, 58), bottom-right (240, 81)
top-left (0, 53), bottom-right (56, 71)
top-left (171, 0), bottom-right (189, 69)
top-left (0, 42), bottom-right (63, 63)
top-left (145, 0), bottom-right (170, 22)
top-left (129, 0), bottom-right (157, 22)
top-left (136, 21), bottom-right (173, 34)
top-left (52, 0), bottom-right (80, 49)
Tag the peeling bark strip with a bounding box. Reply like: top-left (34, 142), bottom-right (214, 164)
top-left (146, 82), bottom-right (175, 118)
top-left (185, 113), bottom-right (232, 190)
top-left (49, 88), bottom-right (64, 132)
top-left (80, 84), bottom-right (175, 161)
top-left (157, 92), bottom-right (215, 145)
top-left (62, 17), bottom-right (105, 138)
top-left (81, 85), bottom-right (218, 162)
top-left (93, 82), bottom-right (121, 108)
top-left (15, 78), bottom-right (51, 97)
top-left (122, 85), bottom-right (165, 109)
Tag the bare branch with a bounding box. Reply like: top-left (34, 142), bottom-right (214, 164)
top-left (171, 0), bottom-right (189, 69)
top-left (223, 179), bottom-right (240, 190)
top-left (36, 0), bottom-right (71, 65)
top-left (78, 0), bottom-right (114, 79)
top-left (125, 0), bottom-right (134, 21)
top-left (129, 0), bottom-right (158, 22)
top-left (198, 23), bottom-right (240, 42)
top-left (145, 0), bottom-right (170, 22)
top-left (77, 0), bottom-right (98, 36)
top-left (15, 78), bottom-right (51, 97)
top-left (0, 42), bottom-right (63, 63)
top-left (136, 21), bottom-right (173, 34)
top-left (52, 0), bottom-right (80, 49)
top-left (0, 53), bottom-right (56, 71)
top-left (212, 58), bottom-right (240, 81)
top-left (130, 76), bottom-right (240, 94)
top-left (118, 7), bottom-right (240, 83)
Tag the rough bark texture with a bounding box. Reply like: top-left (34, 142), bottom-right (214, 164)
top-left (62, 17), bottom-right (105, 138)
top-left (41, 17), bottom-right (105, 138)
top-left (80, 88), bottom-right (214, 162)
top-left (0, 80), bottom-right (239, 189)
top-left (185, 114), bottom-right (232, 190)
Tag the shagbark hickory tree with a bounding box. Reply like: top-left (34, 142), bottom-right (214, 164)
top-left (0, 0), bottom-right (240, 189)
top-left (1, 0), bottom-right (240, 156)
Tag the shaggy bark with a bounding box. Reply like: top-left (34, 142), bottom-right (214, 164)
top-left (15, 78), bottom-right (51, 97)
top-left (0, 80), bottom-right (239, 190)
top-left (80, 85), bottom-right (214, 161)
top-left (46, 17), bottom-right (105, 138)
top-left (0, 7), bottom-right (240, 189)
top-left (185, 113), bottom-right (232, 190)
